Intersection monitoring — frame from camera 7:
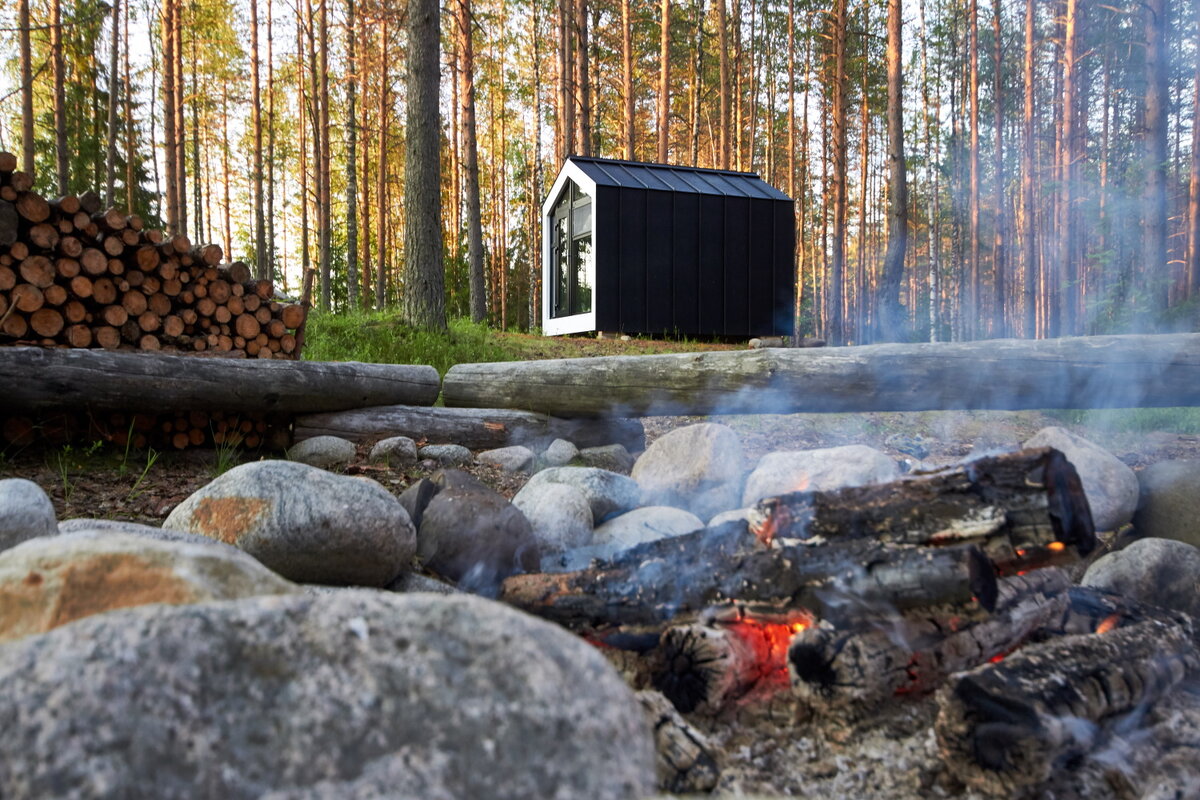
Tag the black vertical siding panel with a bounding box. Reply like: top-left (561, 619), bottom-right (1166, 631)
top-left (645, 191), bottom-right (674, 334)
top-left (773, 200), bottom-right (797, 336)
top-left (723, 195), bottom-right (751, 335)
top-left (698, 195), bottom-right (725, 335)
top-left (619, 188), bottom-right (648, 332)
top-left (671, 193), bottom-right (699, 334)
top-left (594, 186), bottom-right (621, 332)
top-left (748, 198), bottom-right (776, 334)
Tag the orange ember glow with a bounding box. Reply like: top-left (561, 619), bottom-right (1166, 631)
top-left (989, 653), bottom-right (1006, 663)
top-left (723, 612), bottom-right (815, 681)
top-left (1096, 614), bottom-right (1121, 635)
top-left (1047, 541), bottom-right (1066, 552)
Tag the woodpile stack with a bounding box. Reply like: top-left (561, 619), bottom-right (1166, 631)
top-left (0, 153), bottom-right (306, 358)
top-left (1, 407), bottom-right (290, 451)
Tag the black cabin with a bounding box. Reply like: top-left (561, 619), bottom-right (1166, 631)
top-left (541, 156), bottom-right (795, 338)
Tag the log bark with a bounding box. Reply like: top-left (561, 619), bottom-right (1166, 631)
top-left (294, 404), bottom-right (646, 452)
top-left (936, 619), bottom-right (1199, 793)
top-left (0, 346), bottom-right (441, 413)
top-left (443, 334), bottom-right (1200, 417)
top-left (499, 521), bottom-right (998, 631)
top-left (748, 448), bottom-right (1096, 567)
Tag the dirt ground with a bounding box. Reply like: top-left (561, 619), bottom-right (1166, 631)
top-left (4, 408), bottom-right (1199, 527)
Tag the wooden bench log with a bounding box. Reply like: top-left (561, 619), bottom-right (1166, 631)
top-left (0, 346), bottom-right (441, 414)
top-left (294, 404), bottom-right (646, 452)
top-left (442, 333), bottom-right (1200, 417)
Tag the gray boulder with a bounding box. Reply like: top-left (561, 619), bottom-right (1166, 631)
top-left (0, 531), bottom-right (295, 643)
top-left (368, 436), bottom-right (419, 467)
top-left (1082, 537), bottom-right (1200, 619)
top-left (289, 436), bottom-right (357, 469)
top-left (1133, 460), bottom-right (1200, 548)
top-left (542, 438), bottom-right (580, 468)
top-left (476, 445), bottom-right (536, 473)
top-left (0, 478), bottom-right (57, 552)
top-left (516, 467), bottom-right (641, 523)
top-left (742, 445), bottom-right (899, 506)
top-left (163, 460), bottom-right (415, 587)
top-left (0, 591), bottom-right (656, 800)
top-left (58, 517), bottom-right (237, 549)
top-left (1023, 426), bottom-right (1138, 531)
top-left (417, 485), bottom-right (539, 590)
top-left (512, 481), bottom-right (594, 552)
top-left (633, 423), bottom-right (745, 521)
top-left (592, 506), bottom-right (704, 553)
top-left (419, 444), bottom-right (473, 467)
top-left (576, 444), bottom-right (636, 474)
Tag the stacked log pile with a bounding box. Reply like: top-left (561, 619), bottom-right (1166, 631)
top-left (0, 153), bottom-right (305, 358)
top-left (1, 408), bottom-right (290, 451)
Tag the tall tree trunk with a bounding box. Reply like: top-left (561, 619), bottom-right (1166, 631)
top-left (787, 0), bottom-right (795, 198)
top-left (1056, 0), bottom-right (1082, 336)
top-left (375, 15), bottom-right (388, 309)
top-left (267, 0), bottom-right (277, 280)
top-left (123, 0), bottom-right (134, 212)
top-left (346, 0), bottom-right (359, 308)
top-left (575, 0), bottom-right (592, 155)
top-left (403, 0), bottom-right (447, 330)
top-left (531, 0), bottom-right (543, 327)
top-left (105, 0), bottom-right (121, 206)
top-left (458, 0), bottom-right (486, 323)
top-left (828, 0), bottom-right (848, 345)
top-left (879, 0), bottom-right (908, 342)
top-left (222, 83), bottom-right (232, 256)
top-left (689, 0), bottom-right (705, 166)
top-left (191, 33), bottom-right (203, 242)
top-left (657, 0), bottom-right (671, 162)
top-left (51, 0), bottom-right (68, 193)
top-left (18, 0), bottom-right (33, 175)
top-left (173, 0), bottom-right (186, 237)
top-left (161, 0), bottom-right (177, 232)
top-left (918, 0), bottom-right (940, 340)
top-left (1020, 0), bottom-right (1037, 337)
top-left (991, 0), bottom-right (1005, 336)
top-left (297, 7), bottom-right (311, 307)
top-left (1186, 7), bottom-right (1200, 300)
top-left (1142, 0), bottom-right (1169, 318)
top-left (249, 0), bottom-right (265, 276)
top-left (557, 0), bottom-right (574, 161)
top-left (319, 0), bottom-right (332, 311)
top-left (717, 0), bottom-right (731, 169)
top-left (967, 0), bottom-right (980, 338)
top-left (623, 0), bottom-right (635, 159)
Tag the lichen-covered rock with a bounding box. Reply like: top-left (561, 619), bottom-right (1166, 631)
top-left (1023, 426), bottom-right (1138, 531)
top-left (0, 478), bottom-right (57, 553)
top-left (418, 444), bottom-right (473, 467)
top-left (592, 506), bottom-right (704, 552)
top-left (633, 423), bottom-right (746, 521)
top-left (512, 481), bottom-right (594, 552)
top-left (742, 445), bottom-right (899, 506)
top-left (1133, 460), bottom-right (1200, 548)
top-left (476, 445), bottom-right (536, 473)
top-left (0, 531), bottom-right (295, 643)
top-left (0, 591), bottom-right (656, 800)
top-left (368, 436), bottom-right (419, 467)
top-left (416, 485), bottom-right (539, 591)
top-left (288, 436), bottom-right (357, 469)
top-left (163, 460), bottom-right (414, 587)
top-left (1082, 537), bottom-right (1200, 618)
top-left (515, 467), bottom-right (641, 523)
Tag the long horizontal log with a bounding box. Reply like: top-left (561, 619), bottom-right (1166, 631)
top-left (0, 346), bottom-right (440, 414)
top-left (294, 404), bottom-right (646, 452)
top-left (442, 334), bottom-right (1200, 417)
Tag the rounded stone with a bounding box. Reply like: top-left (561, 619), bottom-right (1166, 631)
top-left (592, 506), bottom-right (705, 552)
top-left (0, 478), bottom-right (57, 553)
top-left (512, 482), bottom-right (594, 553)
top-left (419, 444), bottom-right (473, 467)
top-left (476, 445), bottom-right (536, 473)
top-left (633, 423), bottom-right (746, 521)
top-left (162, 460), bottom-right (415, 587)
top-left (416, 486), bottom-right (539, 591)
top-left (1082, 537), bottom-right (1200, 618)
top-left (542, 438), bottom-right (580, 468)
top-left (515, 467), bottom-right (641, 523)
top-left (368, 436), bottom-right (419, 467)
top-left (0, 591), bottom-right (656, 800)
top-left (1132, 460), bottom-right (1200, 548)
top-left (576, 444), bottom-right (636, 474)
top-left (742, 445), bottom-right (899, 506)
top-left (288, 436), bottom-right (358, 469)
top-left (1023, 426), bottom-right (1138, 532)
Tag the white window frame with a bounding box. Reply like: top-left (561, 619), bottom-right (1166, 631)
top-left (542, 160), bottom-right (598, 335)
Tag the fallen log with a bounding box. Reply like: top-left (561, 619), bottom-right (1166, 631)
top-left (442, 333), bottom-right (1200, 417)
top-left (935, 619), bottom-right (1199, 794)
top-left (0, 346), bottom-right (441, 414)
top-left (747, 448), bottom-right (1096, 569)
top-left (294, 404), bottom-right (646, 452)
top-left (499, 521), bottom-right (998, 632)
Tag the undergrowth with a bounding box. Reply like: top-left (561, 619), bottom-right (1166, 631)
top-left (1046, 407), bottom-right (1200, 434)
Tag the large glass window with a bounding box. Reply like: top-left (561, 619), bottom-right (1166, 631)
top-left (550, 183), bottom-right (593, 318)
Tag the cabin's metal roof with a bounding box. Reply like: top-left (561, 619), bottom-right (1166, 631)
top-left (564, 156), bottom-right (792, 202)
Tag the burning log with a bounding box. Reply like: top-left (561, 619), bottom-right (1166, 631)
top-left (787, 569), bottom-right (1071, 717)
top-left (935, 619), bottom-right (1200, 794)
top-left (499, 521), bottom-right (998, 631)
top-left (748, 447), bottom-right (1096, 572)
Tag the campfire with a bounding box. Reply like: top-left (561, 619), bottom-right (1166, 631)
top-left (500, 446), bottom-right (1200, 795)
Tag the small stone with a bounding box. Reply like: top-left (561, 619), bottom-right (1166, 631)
top-left (743, 445), bottom-right (899, 506)
top-left (542, 439), bottom-right (579, 468)
top-left (163, 460), bottom-right (415, 587)
top-left (288, 436), bottom-right (357, 469)
top-left (592, 506), bottom-right (704, 553)
top-left (416, 486), bottom-right (539, 591)
top-left (1023, 426), bottom-right (1138, 531)
top-left (512, 482), bottom-right (594, 553)
top-left (0, 531), bottom-right (295, 643)
top-left (575, 444), bottom-right (636, 474)
top-left (0, 478), bottom-right (57, 553)
top-left (418, 444), bottom-right (473, 468)
top-left (515, 467), bottom-right (641, 523)
top-left (1133, 460), bottom-right (1200, 548)
top-left (1082, 537), bottom-right (1200, 619)
top-left (476, 445), bottom-right (535, 473)
top-left (633, 423), bottom-right (746, 521)
top-left (368, 436), bottom-right (419, 467)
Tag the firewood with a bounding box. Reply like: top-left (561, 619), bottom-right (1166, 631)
top-left (77, 191), bottom-right (102, 215)
top-left (134, 246), bottom-right (159, 271)
top-left (80, 248), bottom-right (107, 276)
top-left (49, 195), bottom-right (80, 214)
top-left (235, 314), bottom-right (260, 339)
top-left (14, 192), bottom-right (49, 224)
top-left (106, 258), bottom-right (124, 276)
top-left (190, 244), bottom-right (223, 265)
top-left (137, 311), bottom-right (161, 333)
top-left (146, 293), bottom-right (171, 316)
top-left (207, 279), bottom-right (231, 303)
top-left (42, 285), bottom-right (67, 306)
top-left (214, 306), bottom-right (232, 325)
top-left (68, 276), bottom-right (93, 299)
top-left (253, 279), bottom-right (272, 300)
top-left (280, 304), bottom-right (305, 329)
top-left (93, 326), bottom-right (121, 349)
top-left (140, 334), bottom-right (161, 351)
top-left (222, 261), bottom-right (252, 284)
top-left (141, 275), bottom-right (161, 294)
top-left (935, 619), bottom-right (1199, 793)
top-left (0, 152), bottom-right (16, 173)
top-left (91, 277), bottom-right (117, 305)
top-left (242, 293), bottom-right (261, 312)
top-left (18, 256), bottom-right (55, 288)
top-left (55, 257), bottom-right (79, 278)
top-left (62, 301), bottom-right (86, 324)
top-left (29, 309), bottom-right (64, 338)
top-left (101, 306), bottom-right (128, 327)
top-left (11, 284), bottom-right (43, 312)
top-left (27, 223), bottom-right (58, 251)
top-left (121, 291), bottom-right (148, 316)
top-left (120, 229), bottom-right (139, 247)
top-left (100, 234), bottom-right (124, 257)
top-left (162, 315), bottom-right (184, 338)
top-left (57, 235), bottom-right (83, 259)
top-left (0, 265), bottom-right (15, 291)
top-left (1, 312), bottom-right (28, 338)
top-left (64, 324), bottom-right (92, 348)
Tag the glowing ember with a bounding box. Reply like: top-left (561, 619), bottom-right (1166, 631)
top-left (1047, 541), bottom-right (1066, 552)
top-left (1096, 613), bottom-right (1121, 634)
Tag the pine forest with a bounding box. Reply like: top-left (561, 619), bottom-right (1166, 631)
top-left (0, 0), bottom-right (1197, 342)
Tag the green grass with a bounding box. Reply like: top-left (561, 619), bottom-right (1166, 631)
top-left (1046, 407), bottom-right (1200, 434)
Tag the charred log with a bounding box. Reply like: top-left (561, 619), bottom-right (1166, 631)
top-left (935, 619), bottom-right (1200, 793)
top-left (748, 448), bottom-right (1096, 568)
top-left (788, 569), bottom-right (1071, 717)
